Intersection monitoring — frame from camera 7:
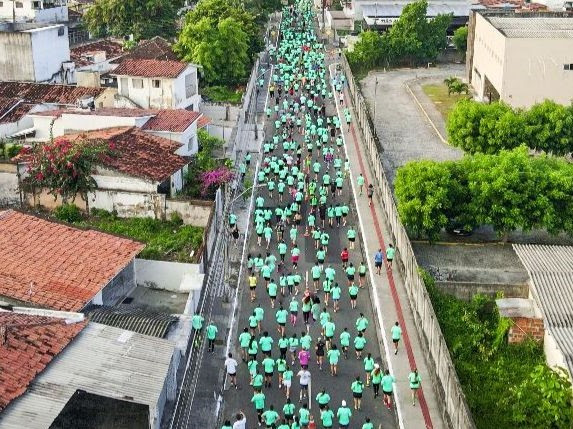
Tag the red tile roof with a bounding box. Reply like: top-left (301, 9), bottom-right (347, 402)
top-left (111, 36), bottom-right (178, 64)
top-left (0, 82), bottom-right (105, 105)
top-left (0, 97), bottom-right (35, 124)
top-left (65, 127), bottom-right (189, 181)
top-left (0, 312), bottom-right (86, 411)
top-left (141, 109), bottom-right (201, 132)
top-left (197, 115), bottom-right (210, 129)
top-left (111, 59), bottom-right (188, 78)
top-left (70, 39), bottom-right (124, 67)
top-left (0, 210), bottom-right (144, 311)
top-left (30, 107), bottom-right (158, 118)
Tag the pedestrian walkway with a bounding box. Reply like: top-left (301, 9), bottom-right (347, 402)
top-left (327, 61), bottom-right (447, 429)
top-left (219, 3), bottom-right (403, 429)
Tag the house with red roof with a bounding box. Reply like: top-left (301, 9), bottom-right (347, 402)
top-left (111, 58), bottom-right (200, 112)
top-left (0, 210), bottom-right (144, 310)
top-left (27, 107), bottom-right (205, 156)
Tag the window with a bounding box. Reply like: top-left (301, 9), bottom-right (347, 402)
top-left (152, 79), bottom-right (161, 88)
top-left (185, 72), bottom-right (197, 98)
top-left (565, 64), bottom-right (573, 71)
top-left (57, 26), bottom-right (65, 36)
top-left (0, 2), bottom-right (4, 7)
top-left (32, 1), bottom-right (41, 8)
top-left (132, 78), bottom-right (143, 89)
top-left (15, 1), bottom-right (23, 7)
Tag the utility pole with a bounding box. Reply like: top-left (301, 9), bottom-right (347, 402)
top-left (322, 0), bottom-right (326, 31)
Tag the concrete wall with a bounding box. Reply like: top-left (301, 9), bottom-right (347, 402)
top-left (101, 260), bottom-right (137, 305)
top-left (200, 103), bottom-right (240, 122)
top-left (504, 37), bottom-right (573, 107)
top-left (471, 13), bottom-right (506, 102)
top-left (206, 123), bottom-right (235, 143)
top-left (94, 171), bottom-right (157, 193)
top-left (0, 0), bottom-right (67, 22)
top-left (91, 188), bottom-right (164, 219)
top-left (0, 170), bottom-right (19, 207)
top-left (173, 67), bottom-right (201, 110)
top-left (165, 198), bottom-right (213, 228)
top-left (435, 281), bottom-right (528, 301)
top-left (146, 121), bottom-right (198, 156)
top-left (0, 31), bottom-right (35, 81)
top-left (544, 330), bottom-right (570, 378)
top-left (30, 25), bottom-right (70, 82)
top-left (135, 259), bottom-right (202, 292)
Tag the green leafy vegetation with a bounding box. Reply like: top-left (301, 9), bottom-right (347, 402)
top-left (422, 270), bottom-right (573, 429)
top-left (422, 82), bottom-right (470, 120)
top-left (202, 85), bottom-right (244, 104)
top-left (447, 99), bottom-right (573, 155)
top-left (83, 0), bottom-right (183, 40)
top-left (0, 140), bottom-right (23, 160)
top-left (395, 146), bottom-right (573, 240)
top-left (346, 0), bottom-right (451, 72)
top-left (55, 206), bottom-right (203, 262)
top-left (452, 26), bottom-right (468, 59)
top-left (182, 130), bottom-right (227, 199)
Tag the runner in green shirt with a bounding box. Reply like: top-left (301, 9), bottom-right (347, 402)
top-left (337, 401), bottom-right (352, 427)
top-left (283, 398), bottom-right (295, 422)
top-left (283, 366), bottom-right (294, 399)
top-left (321, 405), bottom-right (335, 428)
top-left (363, 353), bottom-right (375, 386)
top-left (349, 284), bottom-right (359, 309)
top-left (239, 327), bottom-right (252, 361)
top-left (371, 364), bottom-right (383, 398)
top-left (339, 328), bottom-right (351, 359)
top-left (276, 305), bottom-right (288, 336)
top-left (362, 417), bottom-right (375, 429)
top-left (262, 405), bottom-right (279, 428)
top-left (259, 331), bottom-right (274, 356)
top-left (382, 370), bottom-right (396, 409)
top-left (351, 376), bottom-right (365, 410)
top-left (391, 321), bottom-right (402, 355)
top-left (206, 322), bottom-right (217, 353)
top-left (251, 390), bottom-right (266, 424)
top-left (386, 243), bottom-right (396, 269)
top-left (327, 344), bottom-right (341, 376)
top-left (356, 313), bottom-right (369, 333)
top-left (357, 173), bottom-right (365, 195)
top-left (347, 226), bottom-right (356, 250)
top-left (354, 332), bottom-right (367, 359)
top-left (358, 261), bottom-right (367, 287)
top-left (332, 283), bottom-right (342, 313)
top-left (409, 368), bottom-right (422, 406)
top-left (262, 355), bottom-right (275, 388)
top-left (298, 403), bottom-right (310, 426)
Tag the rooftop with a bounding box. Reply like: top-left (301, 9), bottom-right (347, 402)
top-left (141, 109), bottom-right (202, 132)
top-left (0, 82), bottom-right (105, 105)
top-left (484, 14), bottom-right (573, 38)
top-left (111, 59), bottom-right (188, 78)
top-left (110, 36), bottom-right (179, 64)
top-left (0, 210), bottom-right (144, 311)
top-left (0, 98), bottom-right (35, 124)
top-left (70, 39), bottom-right (124, 67)
top-left (30, 107), bottom-right (202, 132)
top-left (513, 244), bottom-right (573, 376)
top-left (0, 312), bottom-right (86, 411)
top-left (0, 322), bottom-right (176, 429)
top-left (362, 2), bottom-right (473, 18)
top-left (64, 127), bottom-right (189, 181)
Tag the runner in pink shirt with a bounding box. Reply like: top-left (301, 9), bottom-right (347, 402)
top-left (298, 347), bottom-right (310, 368)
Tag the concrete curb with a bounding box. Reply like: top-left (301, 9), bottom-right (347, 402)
top-left (403, 79), bottom-right (448, 145)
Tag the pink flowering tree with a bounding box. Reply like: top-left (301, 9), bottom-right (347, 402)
top-left (199, 166), bottom-right (234, 196)
top-left (22, 137), bottom-right (114, 205)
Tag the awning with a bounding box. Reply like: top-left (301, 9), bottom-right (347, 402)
top-left (8, 127), bottom-right (35, 138)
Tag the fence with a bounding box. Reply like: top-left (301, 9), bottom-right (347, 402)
top-left (340, 54), bottom-right (476, 429)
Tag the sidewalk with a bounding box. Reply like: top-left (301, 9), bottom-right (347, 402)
top-left (329, 63), bottom-right (447, 429)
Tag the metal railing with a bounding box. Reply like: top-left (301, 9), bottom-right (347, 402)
top-left (340, 54), bottom-right (476, 429)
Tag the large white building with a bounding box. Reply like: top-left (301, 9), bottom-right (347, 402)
top-left (0, 22), bottom-right (72, 83)
top-left (0, 0), bottom-right (68, 23)
top-left (467, 11), bottom-right (573, 107)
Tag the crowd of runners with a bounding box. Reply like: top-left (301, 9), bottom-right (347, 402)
top-left (211, 1), bottom-right (422, 428)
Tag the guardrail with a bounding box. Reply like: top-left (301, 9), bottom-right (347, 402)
top-left (340, 54), bottom-right (476, 429)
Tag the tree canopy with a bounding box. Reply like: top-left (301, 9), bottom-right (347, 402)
top-left (83, 0), bottom-right (183, 40)
top-left (447, 99), bottom-right (573, 156)
top-left (452, 26), bottom-right (468, 58)
top-left (395, 146), bottom-right (573, 240)
top-left (347, 0), bottom-right (451, 71)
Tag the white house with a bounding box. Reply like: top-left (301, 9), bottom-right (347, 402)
top-left (0, 0), bottom-right (68, 23)
top-left (69, 38), bottom-right (124, 86)
top-left (0, 22), bottom-right (72, 83)
top-left (27, 107), bottom-right (203, 156)
top-left (111, 59), bottom-right (200, 111)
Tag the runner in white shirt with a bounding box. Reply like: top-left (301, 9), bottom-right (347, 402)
top-left (233, 411), bottom-right (246, 429)
top-left (225, 352), bottom-right (239, 389)
top-left (297, 368), bottom-right (311, 402)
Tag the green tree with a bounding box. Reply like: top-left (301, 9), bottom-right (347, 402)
top-left (83, 0), bottom-right (182, 40)
top-left (523, 100), bottom-right (573, 155)
top-left (346, 31), bottom-right (384, 71)
top-left (452, 26), bottom-right (468, 59)
top-left (395, 160), bottom-right (458, 241)
top-left (541, 156), bottom-right (573, 235)
top-left (466, 147), bottom-right (549, 239)
top-left (177, 0), bottom-right (261, 63)
top-left (510, 365), bottom-right (573, 429)
top-left (386, 0), bottom-right (451, 66)
top-left (176, 16), bottom-right (249, 85)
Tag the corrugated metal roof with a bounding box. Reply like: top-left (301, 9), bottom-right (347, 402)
top-left (83, 305), bottom-right (179, 338)
top-left (487, 16), bottom-right (573, 38)
top-left (362, 2), bottom-right (473, 18)
top-left (0, 322), bottom-right (176, 429)
top-left (513, 244), bottom-right (573, 374)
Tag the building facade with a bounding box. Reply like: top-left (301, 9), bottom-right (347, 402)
top-left (468, 11), bottom-right (573, 107)
top-left (0, 0), bottom-right (68, 23)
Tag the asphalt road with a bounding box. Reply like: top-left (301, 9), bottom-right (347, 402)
top-left (220, 46), bottom-right (397, 429)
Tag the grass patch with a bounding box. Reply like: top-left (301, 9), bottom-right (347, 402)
top-left (421, 83), bottom-right (470, 121)
top-left (421, 269), bottom-right (572, 429)
top-left (55, 205), bottom-right (203, 263)
top-left (201, 85), bottom-right (244, 105)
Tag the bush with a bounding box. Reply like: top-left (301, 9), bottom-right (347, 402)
top-left (421, 269), bottom-right (573, 429)
top-left (6, 144), bottom-right (22, 159)
top-left (53, 203), bottom-right (83, 223)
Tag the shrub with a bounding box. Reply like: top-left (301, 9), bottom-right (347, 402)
top-left (6, 144), bottom-right (22, 158)
top-left (54, 203), bottom-right (83, 223)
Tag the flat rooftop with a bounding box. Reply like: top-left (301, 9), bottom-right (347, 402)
top-left (485, 15), bottom-right (573, 38)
